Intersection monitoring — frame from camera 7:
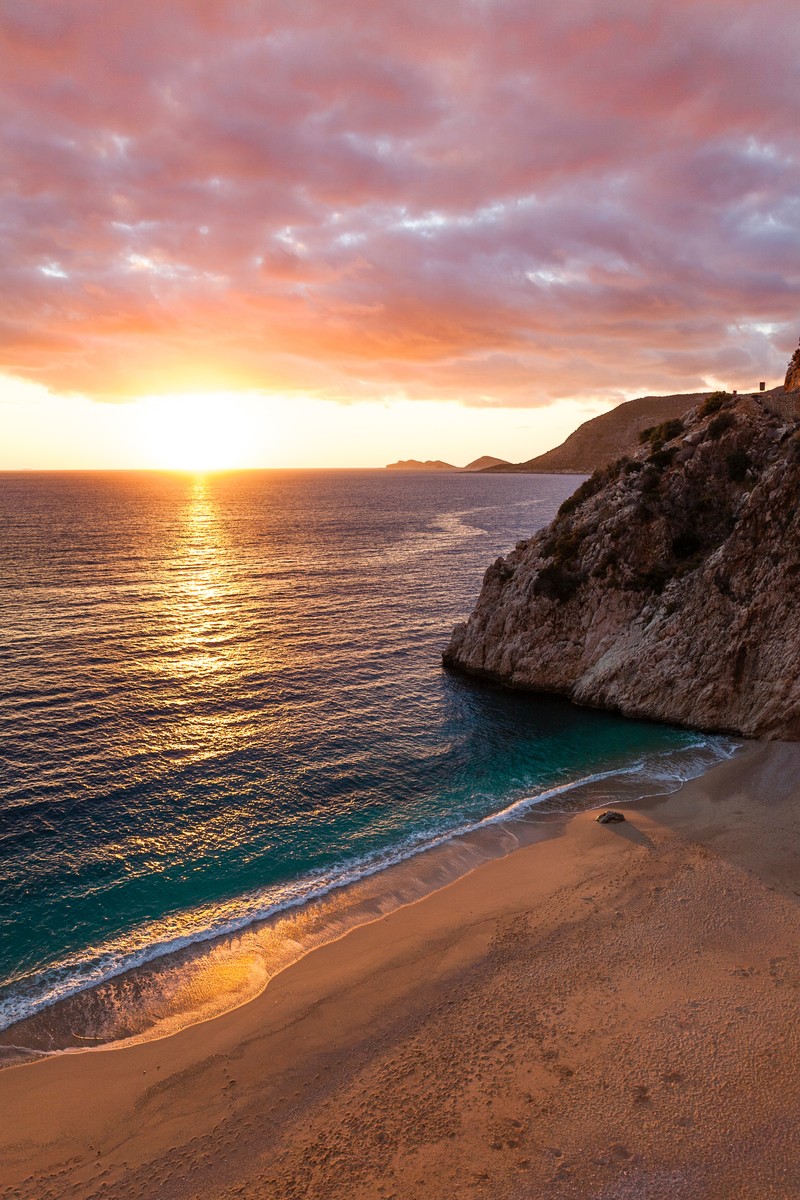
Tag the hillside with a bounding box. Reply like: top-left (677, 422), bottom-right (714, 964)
top-left (462, 456), bottom-right (509, 471)
top-left (445, 391), bottom-right (800, 739)
top-left (483, 388), bottom-right (785, 474)
top-left (385, 456), bottom-right (509, 471)
top-left (385, 459), bottom-right (457, 471)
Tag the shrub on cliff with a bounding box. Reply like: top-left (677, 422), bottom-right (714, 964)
top-left (557, 458), bottom-right (628, 518)
top-left (541, 529), bottom-right (583, 566)
top-left (647, 446), bottom-right (678, 470)
top-left (533, 562), bottom-right (583, 602)
top-left (700, 391), bottom-right (730, 417)
top-left (639, 466), bottom-right (661, 494)
top-left (726, 449), bottom-right (750, 482)
top-left (639, 418), bottom-right (685, 451)
top-left (708, 411), bottom-right (736, 439)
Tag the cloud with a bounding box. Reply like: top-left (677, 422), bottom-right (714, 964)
top-left (1, 0), bottom-right (799, 404)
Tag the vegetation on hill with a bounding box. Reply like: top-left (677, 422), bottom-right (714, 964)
top-left (482, 388), bottom-right (786, 475)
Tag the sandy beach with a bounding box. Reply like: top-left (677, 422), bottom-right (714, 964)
top-left (1, 740), bottom-right (799, 1200)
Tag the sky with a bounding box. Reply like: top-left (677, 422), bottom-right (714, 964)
top-left (1, 0), bottom-right (799, 468)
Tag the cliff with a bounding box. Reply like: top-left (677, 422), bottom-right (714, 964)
top-left (483, 387), bottom-right (786, 474)
top-left (444, 392), bottom-right (800, 740)
top-left (785, 338), bottom-right (800, 392)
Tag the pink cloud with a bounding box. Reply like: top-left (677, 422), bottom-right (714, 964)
top-left (1, 0), bottom-right (799, 403)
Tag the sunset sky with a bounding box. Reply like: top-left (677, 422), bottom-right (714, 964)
top-left (2, 0), bottom-right (799, 468)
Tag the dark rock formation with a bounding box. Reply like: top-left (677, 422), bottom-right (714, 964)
top-left (444, 393), bottom-right (800, 740)
top-left (596, 810), bottom-right (626, 824)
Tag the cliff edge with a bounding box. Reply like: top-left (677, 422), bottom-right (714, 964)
top-left (482, 386), bottom-right (788, 474)
top-left (785, 337), bottom-right (800, 392)
top-left (482, 391), bottom-right (713, 474)
top-left (444, 392), bottom-right (800, 740)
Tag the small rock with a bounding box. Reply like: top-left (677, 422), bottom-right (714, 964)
top-left (595, 810), bottom-right (625, 824)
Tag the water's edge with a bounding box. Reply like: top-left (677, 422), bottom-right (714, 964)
top-left (0, 736), bottom-right (740, 1068)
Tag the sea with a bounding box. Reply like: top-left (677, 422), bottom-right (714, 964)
top-left (0, 469), bottom-right (737, 1058)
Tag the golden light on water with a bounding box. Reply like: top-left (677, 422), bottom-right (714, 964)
top-left (173, 476), bottom-right (230, 676)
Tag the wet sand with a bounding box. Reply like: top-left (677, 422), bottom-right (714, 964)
top-left (1, 740), bottom-right (799, 1199)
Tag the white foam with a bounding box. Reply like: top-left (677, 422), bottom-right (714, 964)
top-left (0, 735), bottom-right (740, 1036)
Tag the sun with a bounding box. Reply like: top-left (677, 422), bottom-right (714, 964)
top-left (136, 392), bottom-right (259, 471)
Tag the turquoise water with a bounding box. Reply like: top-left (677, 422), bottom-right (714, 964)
top-left (0, 469), bottom-right (733, 1051)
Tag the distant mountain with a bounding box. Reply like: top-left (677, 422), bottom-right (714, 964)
top-left (462, 456), bottom-right (510, 471)
top-left (482, 389), bottom-right (784, 474)
top-left (385, 456), bottom-right (509, 471)
top-left (385, 459), bottom-right (458, 471)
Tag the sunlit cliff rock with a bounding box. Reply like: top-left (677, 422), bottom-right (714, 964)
top-left (444, 390), bottom-right (800, 740)
top-left (785, 338), bottom-right (800, 393)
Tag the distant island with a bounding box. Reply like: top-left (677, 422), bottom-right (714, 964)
top-left (385, 459), bottom-right (457, 471)
top-left (385, 456), bottom-right (509, 471)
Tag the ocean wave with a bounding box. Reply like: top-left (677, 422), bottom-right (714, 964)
top-left (0, 734), bottom-right (739, 1040)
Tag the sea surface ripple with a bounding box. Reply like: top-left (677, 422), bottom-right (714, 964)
top-left (0, 470), bottom-right (736, 1052)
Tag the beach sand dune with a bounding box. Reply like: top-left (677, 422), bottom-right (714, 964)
top-left (1, 742), bottom-right (799, 1199)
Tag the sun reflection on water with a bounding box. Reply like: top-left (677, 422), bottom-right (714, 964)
top-left (169, 474), bottom-right (232, 677)
top-left (130, 472), bottom-right (247, 793)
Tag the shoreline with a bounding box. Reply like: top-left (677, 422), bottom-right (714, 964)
top-left (0, 738), bottom-right (732, 1060)
top-left (0, 805), bottom-right (569, 1065)
top-left (2, 740), bottom-right (799, 1198)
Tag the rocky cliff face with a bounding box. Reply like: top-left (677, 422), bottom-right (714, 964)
top-left (785, 339), bottom-right (800, 392)
top-left (444, 394), bottom-right (800, 740)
